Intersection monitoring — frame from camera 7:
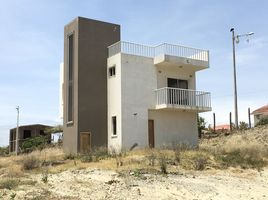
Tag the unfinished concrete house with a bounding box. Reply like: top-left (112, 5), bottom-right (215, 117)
top-left (9, 124), bottom-right (52, 153)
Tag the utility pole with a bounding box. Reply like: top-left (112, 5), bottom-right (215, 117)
top-left (15, 106), bottom-right (20, 155)
top-left (230, 28), bottom-right (239, 129)
top-left (230, 28), bottom-right (254, 129)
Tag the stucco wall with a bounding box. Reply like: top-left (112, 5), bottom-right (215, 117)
top-left (148, 110), bottom-right (198, 147)
top-left (107, 54), bottom-right (122, 151)
top-left (156, 65), bottom-right (196, 89)
top-left (120, 54), bottom-right (157, 150)
top-left (108, 53), bottom-right (199, 151)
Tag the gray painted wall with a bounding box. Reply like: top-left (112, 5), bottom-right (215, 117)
top-left (63, 17), bottom-right (120, 153)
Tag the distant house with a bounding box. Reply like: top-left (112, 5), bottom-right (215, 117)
top-left (215, 124), bottom-right (231, 131)
top-left (9, 124), bottom-right (52, 153)
top-left (252, 105), bottom-right (268, 126)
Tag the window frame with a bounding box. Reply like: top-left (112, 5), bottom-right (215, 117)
top-left (108, 65), bottom-right (116, 77)
top-left (67, 33), bottom-right (74, 125)
top-left (112, 116), bottom-right (117, 136)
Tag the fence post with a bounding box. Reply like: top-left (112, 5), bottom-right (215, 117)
top-left (248, 108), bottom-right (252, 128)
top-left (213, 113), bottom-right (216, 132)
top-left (229, 112), bottom-right (232, 131)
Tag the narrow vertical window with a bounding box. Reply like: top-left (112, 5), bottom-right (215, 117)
top-left (67, 34), bottom-right (74, 123)
top-left (109, 66), bottom-right (116, 77)
top-left (112, 116), bottom-right (117, 135)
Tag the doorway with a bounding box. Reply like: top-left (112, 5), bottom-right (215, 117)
top-left (167, 78), bottom-right (188, 105)
top-left (148, 120), bottom-right (155, 148)
top-left (167, 78), bottom-right (188, 89)
top-left (79, 132), bottom-right (91, 153)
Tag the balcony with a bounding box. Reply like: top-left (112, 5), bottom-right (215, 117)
top-left (155, 87), bottom-right (211, 112)
top-left (108, 41), bottom-right (209, 70)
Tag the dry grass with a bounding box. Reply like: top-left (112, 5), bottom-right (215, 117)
top-left (200, 126), bottom-right (268, 169)
top-left (0, 126), bottom-right (267, 181)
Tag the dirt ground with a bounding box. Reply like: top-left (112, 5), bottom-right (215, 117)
top-left (1, 167), bottom-right (268, 200)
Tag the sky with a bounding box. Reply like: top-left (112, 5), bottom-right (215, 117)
top-left (0, 0), bottom-right (268, 146)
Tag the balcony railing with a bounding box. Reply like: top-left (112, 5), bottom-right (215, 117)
top-left (108, 41), bottom-right (209, 62)
top-left (155, 87), bottom-right (211, 111)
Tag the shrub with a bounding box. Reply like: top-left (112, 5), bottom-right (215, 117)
top-left (216, 150), bottom-right (266, 169)
top-left (194, 156), bottom-right (207, 170)
top-left (198, 116), bottom-right (207, 137)
top-left (0, 146), bottom-right (9, 156)
top-left (22, 155), bottom-right (40, 170)
top-left (0, 178), bottom-right (19, 190)
top-left (239, 121), bottom-right (249, 130)
top-left (146, 149), bottom-right (156, 166)
top-left (41, 171), bottom-right (48, 183)
top-left (158, 154), bottom-right (168, 174)
top-left (21, 136), bottom-right (50, 153)
top-left (64, 153), bottom-right (76, 160)
top-left (80, 152), bottom-right (93, 163)
top-left (115, 153), bottom-right (124, 167)
top-left (256, 117), bottom-right (268, 127)
top-left (80, 147), bottom-right (110, 163)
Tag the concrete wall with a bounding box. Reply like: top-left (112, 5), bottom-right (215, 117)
top-left (59, 63), bottom-right (64, 120)
top-left (120, 54), bottom-right (157, 150)
top-left (108, 53), bottom-right (199, 151)
top-left (148, 110), bottom-right (198, 147)
top-left (107, 54), bottom-right (122, 151)
top-left (63, 18), bottom-right (79, 154)
top-left (156, 65), bottom-right (196, 89)
top-left (63, 17), bottom-right (120, 153)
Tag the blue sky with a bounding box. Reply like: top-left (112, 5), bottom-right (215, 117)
top-left (0, 0), bottom-right (267, 146)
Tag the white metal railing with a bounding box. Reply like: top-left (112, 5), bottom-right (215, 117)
top-left (155, 87), bottom-right (211, 109)
top-left (108, 41), bottom-right (209, 62)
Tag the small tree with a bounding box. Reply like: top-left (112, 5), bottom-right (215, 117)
top-left (239, 121), bottom-right (249, 130)
top-left (21, 136), bottom-right (49, 153)
top-left (0, 146), bottom-right (9, 156)
top-left (256, 117), bottom-right (268, 127)
top-left (198, 116), bottom-right (207, 138)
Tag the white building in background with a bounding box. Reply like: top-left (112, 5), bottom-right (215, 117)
top-left (107, 41), bottom-right (211, 151)
top-left (252, 104), bottom-right (268, 126)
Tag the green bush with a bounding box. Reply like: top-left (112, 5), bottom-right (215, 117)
top-left (239, 121), bottom-right (249, 130)
top-left (0, 146), bottom-right (9, 156)
top-left (198, 116), bottom-right (207, 137)
top-left (21, 136), bottom-right (49, 153)
top-left (256, 117), bottom-right (268, 127)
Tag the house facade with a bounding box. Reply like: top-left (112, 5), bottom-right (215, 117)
top-left (62, 17), bottom-right (120, 153)
top-left (252, 105), bottom-right (268, 126)
top-left (9, 124), bottom-right (52, 153)
top-left (62, 17), bottom-right (211, 153)
top-left (107, 42), bottom-right (211, 151)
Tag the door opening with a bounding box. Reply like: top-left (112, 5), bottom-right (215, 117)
top-left (79, 132), bottom-right (91, 153)
top-left (148, 120), bottom-right (155, 148)
top-left (167, 78), bottom-right (189, 104)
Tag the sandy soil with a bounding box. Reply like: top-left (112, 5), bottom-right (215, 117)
top-left (1, 167), bottom-right (268, 200)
